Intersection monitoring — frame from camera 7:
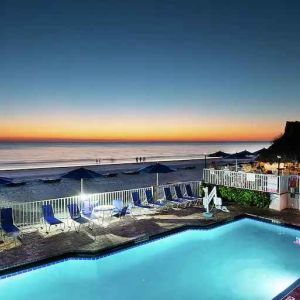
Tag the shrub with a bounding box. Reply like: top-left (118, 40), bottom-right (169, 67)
top-left (203, 184), bottom-right (270, 208)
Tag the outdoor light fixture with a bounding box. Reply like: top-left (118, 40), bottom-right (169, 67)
top-left (277, 155), bottom-right (282, 175)
top-left (80, 193), bottom-right (89, 201)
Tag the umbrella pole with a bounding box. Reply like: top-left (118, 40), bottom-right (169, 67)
top-left (153, 173), bottom-right (159, 201)
top-left (81, 178), bottom-right (84, 196)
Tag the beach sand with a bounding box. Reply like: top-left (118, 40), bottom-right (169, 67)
top-left (0, 158), bottom-right (251, 203)
top-left (0, 159), bottom-right (211, 203)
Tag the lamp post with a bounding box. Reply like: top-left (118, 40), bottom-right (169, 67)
top-left (276, 155), bottom-right (282, 193)
top-left (277, 155), bottom-right (281, 176)
top-left (204, 153), bottom-right (207, 169)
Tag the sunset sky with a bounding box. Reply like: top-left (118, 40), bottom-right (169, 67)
top-left (1, 0), bottom-right (300, 142)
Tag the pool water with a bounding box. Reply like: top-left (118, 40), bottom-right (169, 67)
top-left (1, 219), bottom-right (300, 300)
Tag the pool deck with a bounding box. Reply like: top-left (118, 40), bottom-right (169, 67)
top-left (1, 203), bottom-right (300, 299)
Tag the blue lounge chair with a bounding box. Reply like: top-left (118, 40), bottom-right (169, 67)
top-left (112, 205), bottom-right (128, 220)
top-left (111, 199), bottom-right (124, 216)
top-left (174, 185), bottom-right (195, 207)
top-left (112, 199), bottom-right (133, 219)
top-left (67, 203), bottom-right (92, 232)
top-left (0, 208), bottom-right (21, 243)
top-left (112, 199), bottom-right (123, 217)
top-left (132, 192), bottom-right (153, 208)
top-left (131, 192), bottom-right (153, 214)
top-left (42, 204), bottom-right (65, 233)
top-left (163, 187), bottom-right (187, 207)
top-left (81, 201), bottom-right (99, 227)
top-left (145, 189), bottom-right (168, 210)
top-left (119, 206), bottom-right (128, 217)
top-left (81, 200), bottom-right (94, 218)
top-left (185, 184), bottom-right (202, 205)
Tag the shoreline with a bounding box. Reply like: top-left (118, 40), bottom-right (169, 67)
top-left (0, 157), bottom-right (209, 177)
top-left (0, 156), bottom-right (206, 171)
top-left (0, 141), bottom-right (269, 173)
top-left (0, 157), bottom-right (217, 180)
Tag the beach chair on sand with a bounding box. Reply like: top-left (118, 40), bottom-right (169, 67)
top-left (67, 203), bottom-right (92, 232)
top-left (174, 185), bottom-right (195, 207)
top-left (42, 204), bottom-right (65, 234)
top-left (164, 187), bottom-right (187, 208)
top-left (185, 184), bottom-right (202, 206)
top-left (131, 192), bottom-right (154, 214)
top-left (0, 208), bottom-right (21, 244)
top-left (145, 189), bottom-right (168, 210)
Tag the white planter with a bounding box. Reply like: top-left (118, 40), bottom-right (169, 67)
top-left (269, 193), bottom-right (288, 211)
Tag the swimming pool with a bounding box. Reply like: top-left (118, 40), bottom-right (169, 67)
top-left (1, 218), bottom-right (300, 300)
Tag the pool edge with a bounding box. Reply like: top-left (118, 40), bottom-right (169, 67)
top-left (1, 213), bottom-right (300, 300)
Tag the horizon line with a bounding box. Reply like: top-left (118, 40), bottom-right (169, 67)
top-left (0, 138), bottom-right (271, 143)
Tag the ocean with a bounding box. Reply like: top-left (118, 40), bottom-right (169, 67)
top-left (0, 142), bottom-right (270, 170)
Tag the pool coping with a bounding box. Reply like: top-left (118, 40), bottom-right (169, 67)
top-left (0, 213), bottom-right (300, 300)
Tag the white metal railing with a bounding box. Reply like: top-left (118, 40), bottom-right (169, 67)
top-left (278, 175), bottom-right (290, 194)
top-left (287, 176), bottom-right (300, 210)
top-left (0, 180), bottom-right (202, 228)
top-left (203, 169), bottom-right (290, 194)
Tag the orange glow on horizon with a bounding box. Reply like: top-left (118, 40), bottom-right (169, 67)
top-left (0, 113), bottom-right (282, 143)
top-left (0, 125), bottom-right (276, 143)
top-left (0, 137), bottom-right (271, 142)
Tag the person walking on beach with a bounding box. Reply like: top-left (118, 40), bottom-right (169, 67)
top-left (136, 157), bottom-right (139, 163)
